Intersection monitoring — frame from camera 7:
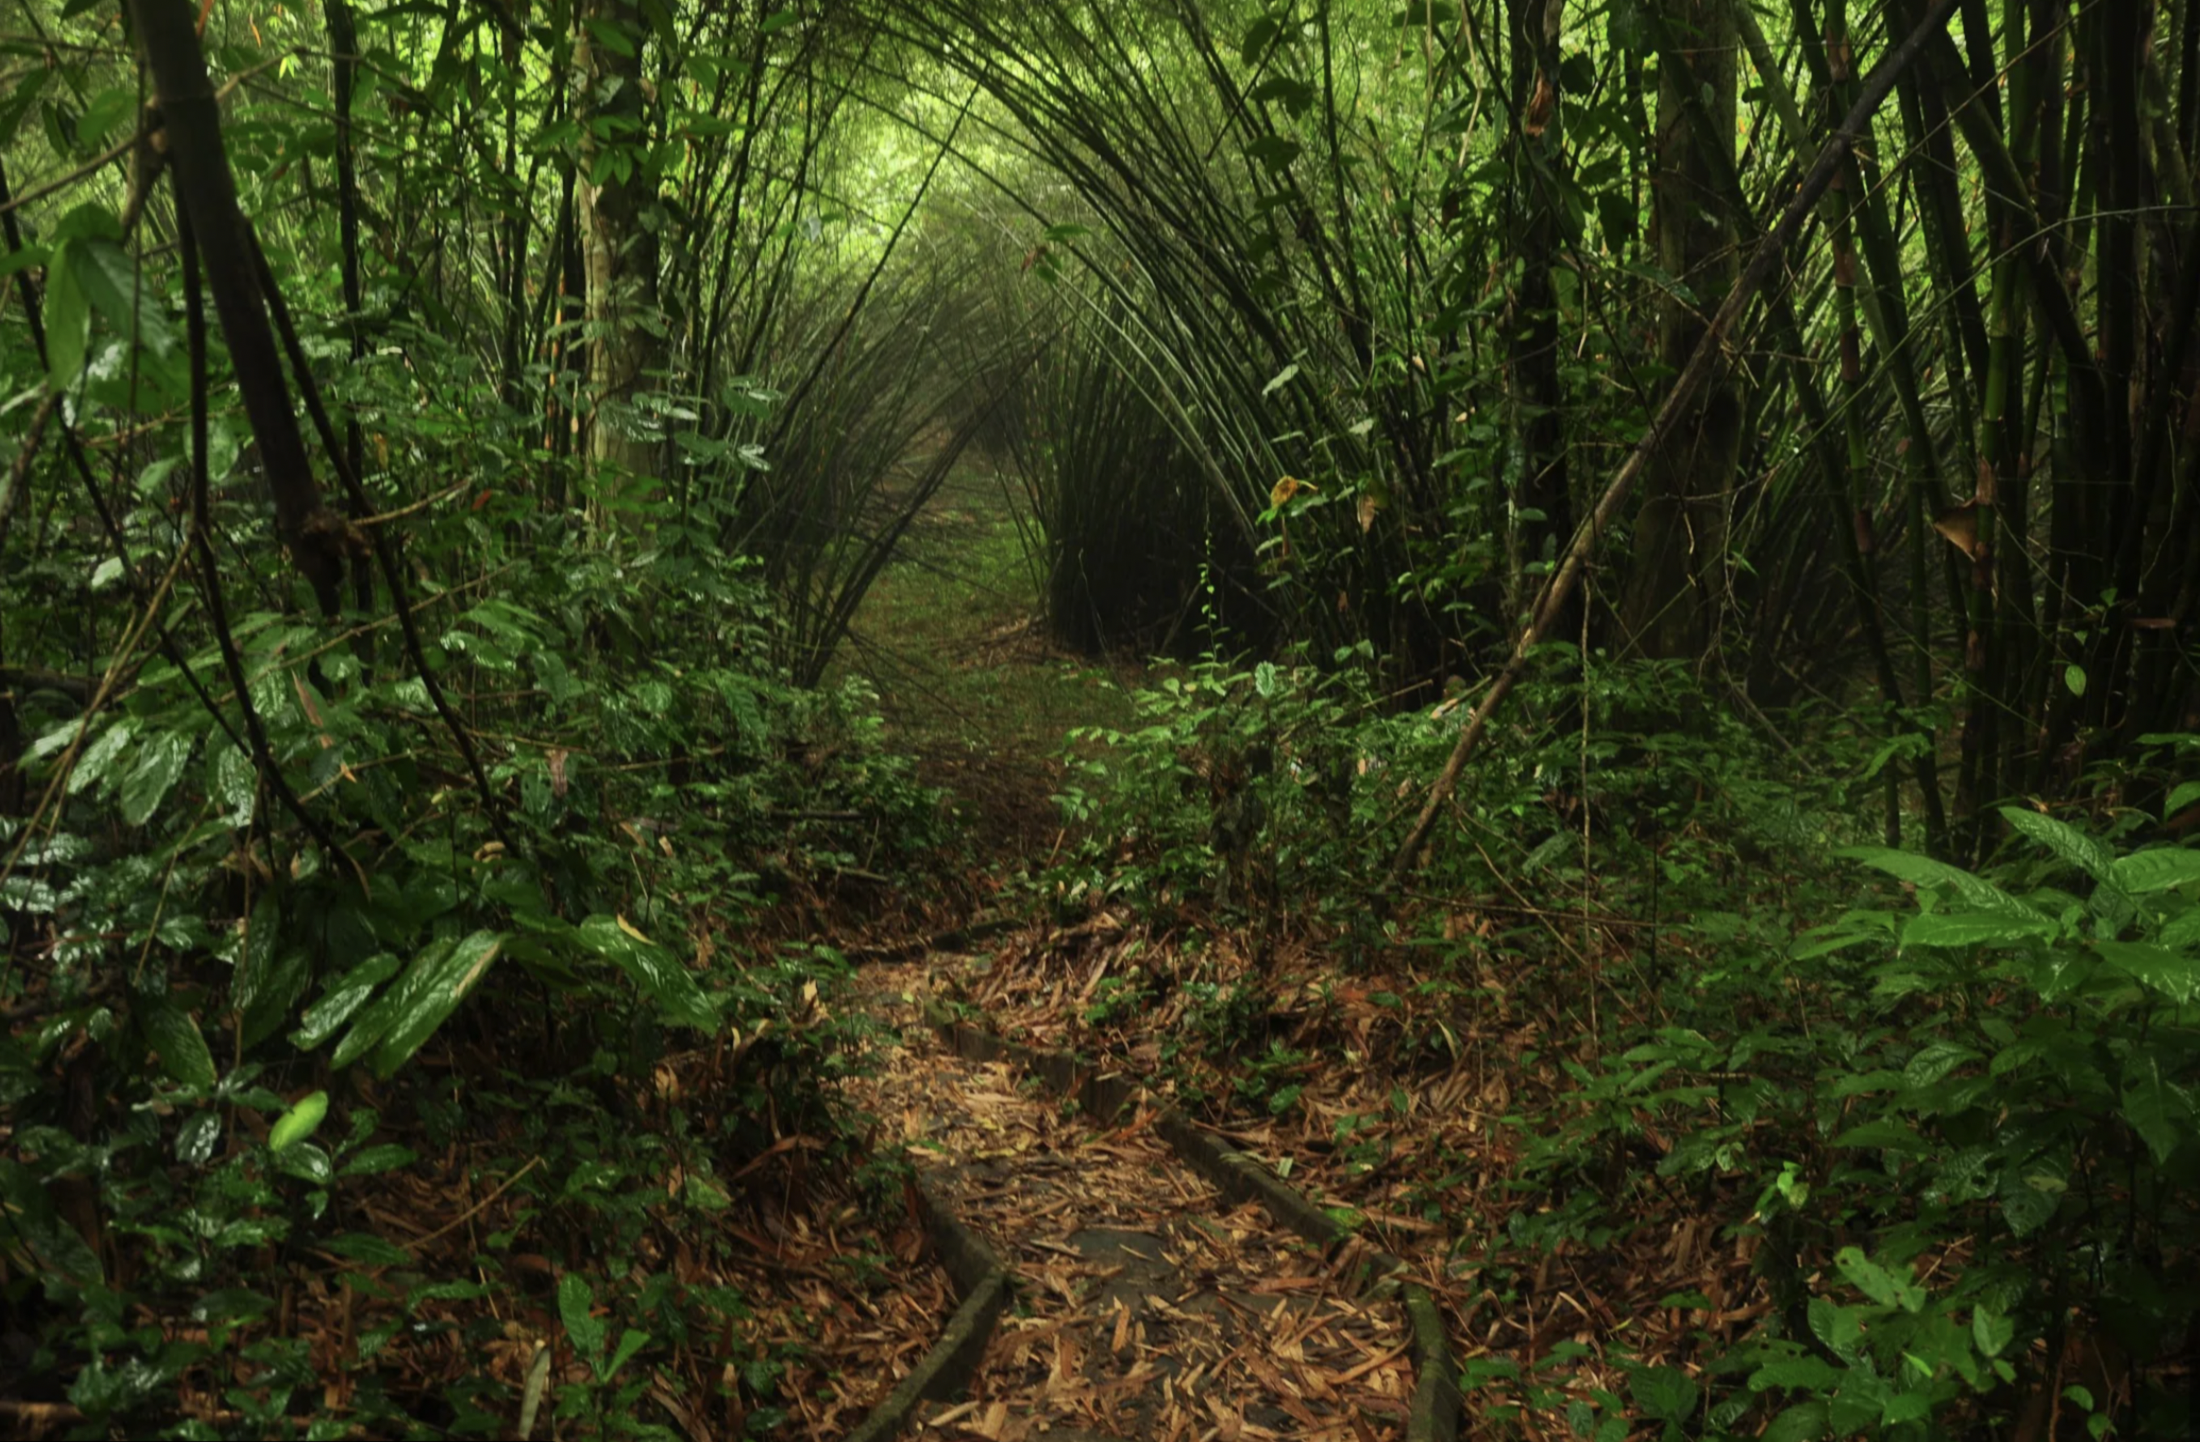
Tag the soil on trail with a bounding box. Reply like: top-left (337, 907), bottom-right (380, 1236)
top-left (842, 951), bottom-right (1414, 1440)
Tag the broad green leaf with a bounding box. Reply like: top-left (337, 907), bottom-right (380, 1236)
top-left (43, 239), bottom-right (89, 389)
top-left (2110, 847), bottom-right (2200, 895)
top-left (1628, 1365), bottom-right (1697, 1422)
top-left (68, 236), bottom-right (175, 356)
top-left (1999, 806), bottom-right (2115, 885)
top-left (74, 85), bottom-right (133, 151)
top-left (1902, 1041), bottom-right (1978, 1089)
top-left (1838, 847), bottom-right (2050, 923)
top-left (1999, 1159), bottom-right (2064, 1236)
top-left (293, 953), bottom-right (402, 1051)
top-left (139, 998), bottom-right (216, 1090)
top-left (558, 1273), bottom-right (605, 1362)
top-left (176, 1111), bottom-right (222, 1166)
top-left (207, 743), bottom-right (256, 826)
top-left (1829, 1364), bottom-right (1892, 1434)
top-left (1899, 912), bottom-right (2053, 949)
top-left (237, 947), bottom-right (310, 1049)
top-left (603, 1327), bottom-right (650, 1381)
top-left (274, 1141), bottom-right (334, 1185)
top-left (340, 1145), bottom-right (417, 1177)
top-left (269, 1091), bottom-right (329, 1152)
top-left (118, 730), bottom-right (190, 826)
top-left (2095, 941), bottom-right (2200, 1003)
top-left (1761, 1400), bottom-right (1830, 1442)
top-left (368, 931), bottom-right (506, 1079)
top-left (1831, 1119), bottom-right (1927, 1153)
top-left (1834, 1247), bottom-right (1923, 1312)
top-left (575, 915), bottom-right (719, 1032)
top-left (323, 1232), bottom-right (411, 1267)
top-left (0, 1159), bottom-right (102, 1290)
top-left (2160, 908), bottom-right (2200, 950)
top-left (2120, 1055), bottom-right (2190, 1165)
top-left (1972, 1306), bottom-right (2014, 1358)
top-left (1245, 134), bottom-right (1302, 171)
top-left (1750, 1357), bottom-right (1842, 1392)
top-left (2166, 780), bottom-right (2200, 819)
top-left (64, 720), bottom-right (135, 796)
top-left (332, 941), bottom-right (453, 1068)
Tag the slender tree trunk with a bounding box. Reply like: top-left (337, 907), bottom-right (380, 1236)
top-left (127, 0), bottom-right (347, 616)
top-left (575, 0), bottom-right (664, 511)
top-left (1504, 0), bottom-right (1575, 639)
top-left (1620, 0), bottom-right (1740, 662)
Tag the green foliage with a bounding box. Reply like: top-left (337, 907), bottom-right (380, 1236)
top-left (1501, 785), bottom-right (2200, 1437)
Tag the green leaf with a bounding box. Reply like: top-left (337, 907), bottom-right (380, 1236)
top-left (368, 930), bottom-right (506, 1079)
top-left (0, 1159), bottom-right (103, 1291)
top-left (575, 915), bottom-right (719, 1032)
top-left (2110, 847), bottom-right (2200, 895)
top-left (43, 239), bottom-right (89, 389)
top-left (1838, 847), bottom-right (2051, 923)
top-left (1999, 1158), bottom-right (2065, 1236)
top-left (68, 236), bottom-right (175, 356)
top-left (2095, 941), bottom-right (2199, 1002)
top-left (323, 1232), bottom-right (411, 1267)
top-left (603, 1327), bottom-right (650, 1381)
top-left (64, 719), bottom-right (135, 796)
top-left (275, 1141), bottom-right (334, 1185)
top-left (1751, 1357), bottom-right (1842, 1392)
top-left (332, 941), bottom-right (453, 1069)
top-left (294, 953), bottom-right (402, 1052)
top-left (269, 1090), bottom-right (329, 1152)
top-left (118, 729), bottom-right (190, 826)
top-left (1827, 1364), bottom-right (1892, 1432)
top-left (1902, 1041), bottom-right (1978, 1088)
top-left (207, 743), bottom-right (256, 827)
top-left (1972, 1307), bottom-right (2014, 1358)
top-left (237, 946), bottom-right (310, 1050)
top-left (340, 1144), bottom-right (418, 1177)
top-left (1761, 1400), bottom-right (1830, 1442)
top-left (2166, 780), bottom-right (2200, 819)
top-left (558, 1273), bottom-right (605, 1363)
top-left (1831, 1119), bottom-right (1927, 1153)
top-left (74, 86), bottom-right (134, 151)
top-left (1834, 1247), bottom-right (1924, 1312)
top-left (139, 997), bottom-right (217, 1090)
top-left (1998, 807), bottom-right (2115, 885)
top-left (1628, 1365), bottom-right (1697, 1422)
top-left (2120, 1054), bottom-right (2190, 1165)
top-left (1899, 912), bottom-right (2053, 949)
top-left (1245, 134), bottom-right (1303, 171)
top-left (2064, 663), bottom-right (2087, 697)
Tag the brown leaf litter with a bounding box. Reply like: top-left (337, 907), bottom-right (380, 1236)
top-left (843, 955), bottom-right (1413, 1440)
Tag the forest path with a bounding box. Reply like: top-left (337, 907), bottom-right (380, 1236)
top-left (841, 950), bottom-right (1417, 1440)
top-left (826, 457), bottom-right (1134, 857)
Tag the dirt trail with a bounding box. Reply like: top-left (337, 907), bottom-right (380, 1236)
top-left (843, 953), bottom-right (1413, 1441)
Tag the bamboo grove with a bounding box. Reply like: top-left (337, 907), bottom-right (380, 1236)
top-left (3, 0), bottom-right (2193, 854)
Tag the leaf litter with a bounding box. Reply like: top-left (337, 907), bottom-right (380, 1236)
top-left (843, 953), bottom-right (1412, 1440)
top-left (927, 911), bottom-right (1789, 1437)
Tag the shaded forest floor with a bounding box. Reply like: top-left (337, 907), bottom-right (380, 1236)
top-left (826, 460), bottom-right (1136, 858)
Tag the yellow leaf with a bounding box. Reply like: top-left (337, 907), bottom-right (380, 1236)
top-left (616, 914), bottom-right (654, 945)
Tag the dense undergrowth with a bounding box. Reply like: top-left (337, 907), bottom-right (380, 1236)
top-left (2, 500), bottom-right (956, 1433)
top-left (1034, 654), bottom-right (2200, 1438)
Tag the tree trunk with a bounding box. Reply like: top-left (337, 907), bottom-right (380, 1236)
top-left (575, 0), bottom-right (664, 506)
top-left (127, 0), bottom-right (347, 616)
top-left (1620, 0), bottom-right (1740, 661)
top-left (1505, 0), bottom-right (1575, 638)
